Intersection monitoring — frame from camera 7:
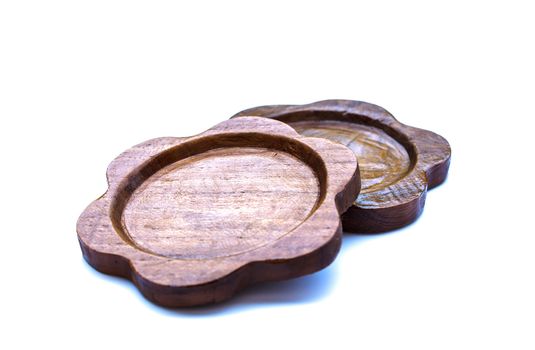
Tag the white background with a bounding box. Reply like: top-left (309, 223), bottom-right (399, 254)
top-left (1, 1), bottom-right (534, 349)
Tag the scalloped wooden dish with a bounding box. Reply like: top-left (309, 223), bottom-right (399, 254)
top-left (77, 117), bottom-right (360, 307)
top-left (233, 100), bottom-right (451, 233)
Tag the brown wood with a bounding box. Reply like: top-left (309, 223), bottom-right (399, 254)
top-left (232, 100), bottom-right (451, 233)
top-left (77, 117), bottom-right (360, 307)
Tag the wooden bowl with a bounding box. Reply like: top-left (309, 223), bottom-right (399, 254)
top-left (233, 100), bottom-right (451, 233)
top-left (77, 117), bottom-right (360, 307)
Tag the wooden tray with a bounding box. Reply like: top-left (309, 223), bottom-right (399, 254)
top-left (77, 117), bottom-right (360, 307)
top-left (233, 100), bottom-right (451, 233)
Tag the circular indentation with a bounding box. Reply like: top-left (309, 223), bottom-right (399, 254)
top-left (121, 147), bottom-right (320, 259)
top-left (289, 120), bottom-right (411, 194)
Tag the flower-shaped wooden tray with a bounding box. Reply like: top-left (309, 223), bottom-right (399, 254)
top-left (77, 117), bottom-right (360, 307)
top-left (233, 100), bottom-right (451, 233)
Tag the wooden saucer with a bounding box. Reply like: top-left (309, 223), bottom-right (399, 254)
top-left (77, 117), bottom-right (360, 307)
top-left (233, 100), bottom-right (451, 233)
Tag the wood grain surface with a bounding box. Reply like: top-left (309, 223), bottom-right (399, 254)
top-left (77, 117), bottom-right (360, 307)
top-left (232, 100), bottom-right (451, 233)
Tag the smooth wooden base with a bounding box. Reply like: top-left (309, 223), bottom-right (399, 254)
top-left (233, 100), bottom-right (451, 233)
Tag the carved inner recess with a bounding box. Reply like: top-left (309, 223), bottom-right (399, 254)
top-left (121, 147), bottom-right (321, 259)
top-left (288, 120), bottom-right (411, 195)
